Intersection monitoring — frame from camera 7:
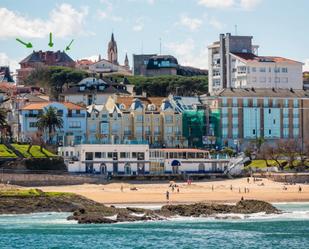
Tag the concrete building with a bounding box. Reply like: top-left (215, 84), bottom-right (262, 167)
top-left (133, 54), bottom-right (207, 77)
top-left (208, 33), bottom-right (303, 93)
top-left (20, 102), bottom-right (87, 145)
top-left (59, 144), bottom-right (150, 175)
top-left (203, 88), bottom-right (309, 149)
top-left (59, 77), bottom-right (132, 106)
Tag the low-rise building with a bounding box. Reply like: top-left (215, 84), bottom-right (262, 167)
top-left (20, 102), bottom-right (87, 145)
top-left (59, 77), bottom-right (132, 106)
top-left (59, 144), bottom-right (150, 175)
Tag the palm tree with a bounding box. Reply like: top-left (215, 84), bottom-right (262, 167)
top-left (36, 106), bottom-right (63, 144)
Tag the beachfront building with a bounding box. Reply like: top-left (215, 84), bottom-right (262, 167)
top-left (59, 144), bottom-right (150, 175)
top-left (149, 148), bottom-right (229, 174)
top-left (85, 96), bottom-right (186, 147)
top-left (169, 96), bottom-right (208, 148)
top-left (208, 33), bottom-right (303, 94)
top-left (59, 77), bottom-right (132, 106)
top-left (201, 88), bottom-right (309, 149)
top-left (20, 102), bottom-right (87, 145)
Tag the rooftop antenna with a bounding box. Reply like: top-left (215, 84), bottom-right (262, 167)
top-left (141, 41), bottom-right (144, 54)
top-left (234, 25), bottom-right (238, 35)
top-left (159, 38), bottom-right (162, 55)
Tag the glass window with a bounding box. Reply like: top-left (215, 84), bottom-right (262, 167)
top-left (95, 152), bottom-right (101, 158)
top-left (243, 98), bottom-right (248, 107)
top-left (136, 115), bottom-right (143, 122)
top-left (259, 67), bottom-right (266, 72)
top-left (107, 152), bottom-right (113, 158)
top-left (282, 68), bottom-right (288, 73)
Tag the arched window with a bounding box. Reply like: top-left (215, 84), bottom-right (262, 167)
top-left (100, 163), bottom-right (107, 174)
top-left (124, 163), bottom-right (131, 175)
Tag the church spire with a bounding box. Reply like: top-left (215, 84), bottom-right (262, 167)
top-left (124, 53), bottom-right (129, 69)
top-left (107, 33), bottom-right (118, 65)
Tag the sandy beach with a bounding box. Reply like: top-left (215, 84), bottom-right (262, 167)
top-left (26, 177), bottom-right (309, 205)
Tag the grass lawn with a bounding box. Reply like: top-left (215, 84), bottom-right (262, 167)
top-left (0, 144), bottom-right (17, 158)
top-left (11, 144), bottom-right (56, 158)
top-left (246, 160), bottom-right (286, 169)
top-left (0, 189), bottom-right (73, 197)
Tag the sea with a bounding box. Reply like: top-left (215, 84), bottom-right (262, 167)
top-left (0, 203), bottom-right (309, 249)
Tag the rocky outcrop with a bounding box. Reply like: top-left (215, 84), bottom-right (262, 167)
top-left (160, 200), bottom-right (280, 217)
top-left (0, 189), bottom-right (280, 224)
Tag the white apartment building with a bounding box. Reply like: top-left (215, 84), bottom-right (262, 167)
top-left (208, 33), bottom-right (303, 94)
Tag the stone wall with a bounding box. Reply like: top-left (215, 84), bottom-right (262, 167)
top-left (255, 172), bottom-right (309, 184)
top-left (0, 173), bottom-right (104, 186)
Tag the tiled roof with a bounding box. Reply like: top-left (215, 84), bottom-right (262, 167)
top-left (20, 50), bottom-right (74, 64)
top-left (22, 102), bottom-right (85, 110)
top-left (215, 88), bottom-right (309, 98)
top-left (231, 53), bottom-right (302, 64)
top-left (116, 96), bottom-right (165, 110)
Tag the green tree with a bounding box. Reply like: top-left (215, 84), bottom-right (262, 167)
top-left (36, 107), bottom-right (63, 144)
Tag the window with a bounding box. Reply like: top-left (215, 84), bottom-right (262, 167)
top-left (29, 122), bottom-right (37, 128)
top-left (57, 110), bottom-right (63, 116)
top-left (107, 152), bottom-right (113, 158)
top-left (136, 115), bottom-right (143, 122)
top-left (120, 152), bottom-right (130, 158)
top-left (95, 152), bottom-right (101, 158)
top-left (165, 127), bottom-right (173, 133)
top-left (268, 109), bottom-right (271, 114)
top-left (69, 121), bottom-right (81, 128)
top-left (243, 98), bottom-right (248, 107)
top-left (165, 115), bottom-right (173, 123)
top-left (274, 68), bottom-right (280, 73)
top-left (253, 129), bottom-right (256, 135)
top-left (102, 114), bottom-right (108, 120)
top-left (259, 67), bottom-right (266, 72)
top-left (269, 129), bottom-right (272, 135)
top-left (132, 152), bottom-right (137, 158)
top-left (282, 68), bottom-right (288, 73)
top-left (293, 99), bottom-right (298, 108)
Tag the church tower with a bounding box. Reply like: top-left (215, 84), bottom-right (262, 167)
top-left (124, 53), bottom-right (129, 69)
top-left (107, 33), bottom-right (118, 65)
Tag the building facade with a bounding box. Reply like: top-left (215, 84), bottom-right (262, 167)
top-left (17, 50), bottom-right (75, 83)
top-left (204, 88), bottom-right (309, 149)
top-left (59, 144), bottom-right (150, 175)
top-left (208, 33), bottom-right (303, 93)
top-left (20, 102), bottom-right (87, 145)
top-left (86, 96), bottom-right (186, 148)
top-left (59, 77), bottom-right (132, 106)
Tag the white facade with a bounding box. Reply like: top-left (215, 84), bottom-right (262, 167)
top-left (59, 144), bottom-right (150, 175)
top-left (230, 54), bottom-right (303, 89)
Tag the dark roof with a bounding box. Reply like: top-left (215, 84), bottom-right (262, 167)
top-left (147, 55), bottom-right (178, 69)
top-left (215, 88), bottom-right (309, 98)
top-left (20, 50), bottom-right (74, 64)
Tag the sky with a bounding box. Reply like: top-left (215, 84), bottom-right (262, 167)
top-left (0, 0), bottom-right (309, 72)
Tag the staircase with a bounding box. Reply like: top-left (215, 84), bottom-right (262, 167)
top-left (4, 143), bottom-right (25, 158)
top-left (224, 153), bottom-right (250, 178)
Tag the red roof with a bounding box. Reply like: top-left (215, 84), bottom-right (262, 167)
top-left (231, 53), bottom-right (301, 64)
top-left (22, 102), bottom-right (85, 110)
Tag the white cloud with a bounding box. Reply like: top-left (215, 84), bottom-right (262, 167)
top-left (303, 59), bottom-right (309, 72)
top-left (0, 4), bottom-right (89, 39)
top-left (0, 53), bottom-right (20, 72)
top-left (165, 39), bottom-right (208, 69)
top-left (98, 0), bottom-right (123, 22)
top-left (240, 0), bottom-right (261, 10)
top-left (208, 17), bottom-right (224, 30)
top-left (179, 15), bottom-right (203, 31)
top-left (198, 0), bottom-right (235, 8)
top-left (132, 18), bottom-right (145, 32)
top-left (198, 0), bottom-right (262, 10)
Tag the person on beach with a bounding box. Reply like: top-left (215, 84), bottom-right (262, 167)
top-left (212, 185), bottom-right (214, 192)
top-left (177, 187), bottom-right (180, 193)
top-left (244, 187), bottom-right (247, 193)
top-left (239, 188), bottom-right (241, 193)
top-left (247, 178), bottom-right (250, 184)
top-left (120, 185), bottom-right (123, 192)
top-left (299, 186), bottom-right (302, 193)
top-left (230, 185), bottom-right (233, 191)
top-left (166, 191), bottom-right (170, 202)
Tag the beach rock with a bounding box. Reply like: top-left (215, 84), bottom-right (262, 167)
top-left (160, 200), bottom-right (280, 217)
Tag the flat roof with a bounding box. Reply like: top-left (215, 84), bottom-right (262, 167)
top-left (152, 148), bottom-right (208, 153)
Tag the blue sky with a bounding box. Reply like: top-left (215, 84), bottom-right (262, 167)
top-left (0, 0), bottom-right (309, 72)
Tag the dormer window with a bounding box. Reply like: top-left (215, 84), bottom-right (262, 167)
top-left (119, 104), bottom-right (126, 110)
top-left (80, 86), bottom-right (85, 91)
top-left (99, 85), bottom-right (105, 91)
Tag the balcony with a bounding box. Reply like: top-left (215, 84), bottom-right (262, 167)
top-left (67, 114), bottom-right (86, 118)
top-left (25, 114), bottom-right (38, 118)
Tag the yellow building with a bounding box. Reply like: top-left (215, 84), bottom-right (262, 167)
top-left (86, 96), bottom-right (186, 147)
